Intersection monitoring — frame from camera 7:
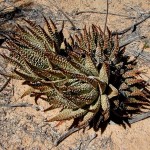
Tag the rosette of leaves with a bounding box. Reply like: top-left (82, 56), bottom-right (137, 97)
top-left (1, 17), bottom-right (150, 131)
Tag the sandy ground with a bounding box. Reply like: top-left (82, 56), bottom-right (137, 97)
top-left (0, 0), bottom-right (150, 150)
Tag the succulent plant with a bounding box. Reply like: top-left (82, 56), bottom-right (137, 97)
top-left (1, 17), bottom-right (150, 132)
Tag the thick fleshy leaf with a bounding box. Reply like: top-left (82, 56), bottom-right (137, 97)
top-left (48, 108), bottom-right (87, 122)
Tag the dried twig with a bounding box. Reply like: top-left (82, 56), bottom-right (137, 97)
top-left (110, 112), bottom-right (150, 125)
top-left (104, 0), bottom-right (109, 34)
top-left (75, 10), bottom-right (136, 19)
top-left (112, 14), bottom-right (150, 35)
top-left (0, 77), bottom-right (11, 92)
top-left (0, 102), bottom-right (41, 111)
top-left (54, 126), bottom-right (85, 146)
top-left (50, 0), bottom-right (80, 32)
top-left (135, 51), bottom-right (150, 62)
top-left (82, 133), bottom-right (97, 150)
top-left (88, 133), bottom-right (97, 143)
top-left (0, 102), bottom-right (32, 107)
top-left (128, 111), bottom-right (150, 124)
top-left (119, 35), bottom-right (144, 48)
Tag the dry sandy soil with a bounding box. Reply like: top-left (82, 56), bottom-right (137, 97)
top-left (0, 0), bottom-right (150, 150)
